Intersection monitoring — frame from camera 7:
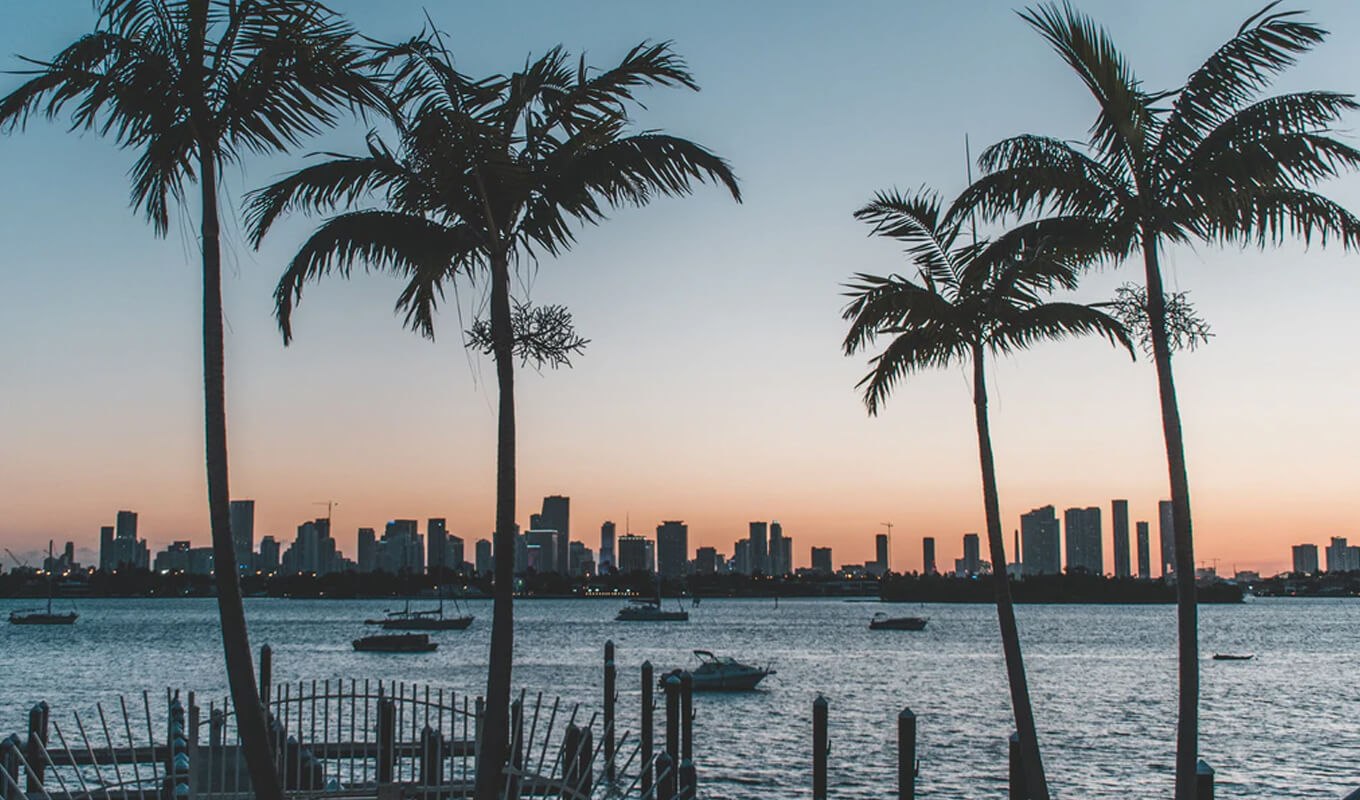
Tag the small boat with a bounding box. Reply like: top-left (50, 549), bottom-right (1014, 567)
top-left (663, 650), bottom-right (775, 691)
top-left (352, 633), bottom-right (438, 653)
top-left (616, 601), bottom-right (689, 622)
top-left (870, 612), bottom-right (928, 631)
top-left (366, 596), bottom-right (472, 630)
top-left (10, 542), bottom-right (78, 626)
top-left (1212, 653), bottom-right (1254, 661)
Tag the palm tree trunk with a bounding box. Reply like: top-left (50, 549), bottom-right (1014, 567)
top-left (475, 249), bottom-right (517, 800)
top-left (1142, 232), bottom-right (1199, 800)
top-left (198, 142), bottom-right (283, 800)
top-left (972, 346), bottom-right (1050, 800)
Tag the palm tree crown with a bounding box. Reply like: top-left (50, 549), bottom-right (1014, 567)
top-left (844, 189), bottom-right (1132, 408)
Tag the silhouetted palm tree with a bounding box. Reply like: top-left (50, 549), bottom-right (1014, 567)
top-left (956, 5), bottom-right (1360, 795)
top-left (0, 3), bottom-right (381, 797)
top-left (843, 189), bottom-right (1133, 800)
top-left (245, 36), bottom-right (739, 799)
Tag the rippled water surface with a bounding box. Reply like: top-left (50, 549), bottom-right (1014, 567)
top-left (1, 597), bottom-right (1355, 798)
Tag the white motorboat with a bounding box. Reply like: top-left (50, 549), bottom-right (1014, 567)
top-left (663, 650), bottom-right (775, 691)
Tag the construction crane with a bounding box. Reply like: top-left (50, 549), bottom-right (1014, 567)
top-left (880, 522), bottom-right (894, 572)
top-left (4, 548), bottom-right (29, 571)
top-left (313, 501), bottom-right (339, 525)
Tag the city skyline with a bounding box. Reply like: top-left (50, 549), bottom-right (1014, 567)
top-left (3, 0), bottom-right (1360, 577)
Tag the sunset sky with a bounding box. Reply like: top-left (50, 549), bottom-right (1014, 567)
top-left (2, 0), bottom-right (1358, 576)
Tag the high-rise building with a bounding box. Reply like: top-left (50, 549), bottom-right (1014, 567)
top-left (769, 521), bottom-right (785, 575)
top-left (99, 526), bottom-right (115, 571)
top-left (524, 530), bottom-right (559, 573)
top-left (258, 536), bottom-right (280, 573)
top-left (229, 500), bottom-right (255, 572)
top-left (539, 496), bottom-right (571, 575)
top-left (733, 539), bottom-right (751, 575)
top-left (811, 547), bottom-right (832, 575)
top-left (281, 517), bottom-right (343, 575)
top-left (475, 538), bottom-right (493, 575)
top-left (1159, 500), bottom-right (1175, 577)
top-left (427, 518), bottom-right (448, 574)
top-left (1111, 500), bottom-right (1131, 578)
top-left (568, 541), bottom-right (594, 576)
top-left (779, 536), bottom-right (793, 575)
top-left (600, 521), bottom-right (616, 572)
top-left (116, 509), bottom-right (137, 541)
top-left (1064, 506), bottom-right (1102, 574)
top-left (1292, 544), bottom-right (1319, 575)
top-left (695, 546), bottom-right (718, 575)
top-left (372, 520), bottom-right (421, 574)
top-left (875, 533), bottom-right (889, 573)
top-left (357, 528), bottom-right (376, 572)
top-left (1325, 537), bottom-right (1360, 573)
top-left (963, 533), bottom-right (981, 576)
top-left (618, 534), bottom-right (648, 573)
top-left (1136, 521), bottom-right (1151, 579)
top-left (922, 537), bottom-right (937, 575)
top-left (1020, 506), bottom-right (1061, 576)
top-left (445, 535), bottom-right (465, 574)
top-left (749, 522), bottom-right (768, 575)
top-left (108, 510), bottom-right (149, 570)
top-left (644, 540), bottom-right (655, 573)
top-left (656, 521), bottom-right (689, 579)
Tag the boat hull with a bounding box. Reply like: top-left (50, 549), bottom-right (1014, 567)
top-left (870, 616), bottom-right (928, 631)
top-left (9, 613), bottom-right (78, 625)
top-left (616, 611), bottom-right (689, 621)
top-left (380, 616), bottom-right (473, 631)
top-left (352, 634), bottom-right (438, 653)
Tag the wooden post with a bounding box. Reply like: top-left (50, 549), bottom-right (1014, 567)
top-left (678, 758), bottom-right (696, 800)
top-left (641, 661), bottom-right (654, 800)
top-left (679, 672), bottom-right (694, 763)
top-left (604, 640), bottom-right (616, 783)
top-left (209, 708), bottom-right (225, 750)
top-left (576, 726), bottom-right (593, 799)
top-left (1009, 732), bottom-right (1027, 800)
top-left (655, 751), bottom-right (675, 800)
top-left (377, 698), bottom-right (395, 784)
top-left (898, 707), bottom-right (916, 800)
top-left (259, 645), bottom-right (272, 706)
top-left (25, 701), bottom-right (48, 793)
top-left (420, 725), bottom-right (443, 791)
top-left (1197, 759), bottom-right (1215, 800)
top-left (812, 695), bottom-right (828, 800)
top-left (663, 674), bottom-right (681, 772)
top-left (507, 697), bottom-right (523, 800)
top-left (562, 723), bottom-right (593, 800)
top-left (1, 734), bottom-right (23, 800)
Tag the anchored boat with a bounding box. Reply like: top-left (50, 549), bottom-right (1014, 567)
top-left (663, 650), bottom-right (775, 691)
top-left (9, 541), bottom-right (78, 626)
top-left (869, 612), bottom-right (928, 631)
top-left (352, 633), bottom-right (438, 653)
top-left (365, 594), bottom-right (473, 630)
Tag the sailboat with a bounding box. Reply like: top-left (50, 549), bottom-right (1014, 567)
top-left (10, 542), bottom-right (78, 625)
top-left (616, 577), bottom-right (688, 622)
top-left (364, 588), bottom-right (473, 630)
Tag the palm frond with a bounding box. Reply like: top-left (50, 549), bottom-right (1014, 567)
top-left (1157, 3), bottom-right (1328, 173)
top-left (542, 40), bottom-right (699, 132)
top-left (1020, 2), bottom-right (1158, 174)
top-left (958, 135), bottom-right (1129, 223)
top-left (854, 189), bottom-right (963, 294)
top-left (273, 211), bottom-right (481, 343)
top-left (855, 327), bottom-right (969, 416)
top-left (841, 272), bottom-right (964, 356)
top-left (967, 215), bottom-right (1127, 299)
top-left (1192, 184), bottom-right (1360, 250)
top-left (989, 301), bottom-right (1135, 360)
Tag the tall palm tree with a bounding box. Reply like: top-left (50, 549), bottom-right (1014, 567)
top-left (955, 4), bottom-right (1360, 795)
top-left (244, 36), bottom-right (739, 799)
top-left (843, 189), bottom-right (1133, 800)
top-left (0, 3), bottom-right (382, 797)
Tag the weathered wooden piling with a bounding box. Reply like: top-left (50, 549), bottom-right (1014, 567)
top-left (813, 694), bottom-right (828, 800)
top-left (259, 645), bottom-right (272, 705)
top-left (419, 725), bottom-right (442, 790)
top-left (25, 702), bottom-right (48, 793)
top-left (1008, 732), bottom-right (1027, 800)
top-left (679, 671), bottom-right (694, 763)
top-left (898, 706), bottom-right (916, 800)
top-left (678, 757), bottom-right (696, 800)
top-left (562, 723), bottom-right (593, 800)
top-left (604, 640), bottom-right (616, 782)
top-left (377, 698), bottom-right (396, 784)
top-left (1197, 759), bottom-right (1215, 800)
top-left (641, 660), bottom-right (654, 800)
top-left (1, 734), bottom-right (23, 800)
top-left (508, 696), bottom-right (524, 799)
top-left (663, 674), bottom-right (681, 772)
top-left (655, 750), bottom-right (675, 800)
top-left (209, 707), bottom-right (224, 749)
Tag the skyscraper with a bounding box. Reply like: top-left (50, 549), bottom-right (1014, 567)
top-left (229, 499), bottom-right (255, 572)
top-left (1136, 521), bottom-right (1151, 579)
top-left (769, 521), bottom-right (785, 575)
top-left (1292, 544), bottom-right (1319, 575)
top-left (656, 521), bottom-right (689, 578)
top-left (922, 537), bottom-right (936, 575)
top-left (524, 530), bottom-right (558, 573)
top-left (540, 495), bottom-right (571, 575)
top-left (875, 533), bottom-right (889, 573)
top-left (357, 528), bottom-right (376, 572)
top-left (257, 536), bottom-right (280, 573)
top-left (1111, 499), bottom-right (1131, 578)
top-left (599, 521), bottom-right (616, 572)
top-left (1325, 537), bottom-right (1360, 573)
top-left (475, 538), bottom-right (493, 575)
top-left (427, 518), bottom-right (448, 575)
top-left (116, 509), bottom-right (137, 541)
top-left (811, 547), bottom-right (832, 574)
top-left (1158, 500), bottom-right (1175, 577)
top-left (1063, 506), bottom-right (1102, 574)
top-left (618, 534), bottom-right (648, 573)
top-left (695, 546), bottom-right (718, 575)
top-left (1020, 506), bottom-right (1061, 576)
top-left (963, 533), bottom-right (981, 576)
top-left (99, 526), bottom-right (115, 571)
top-left (749, 522), bottom-right (768, 574)
top-left (779, 536), bottom-right (793, 575)
top-left (733, 539), bottom-right (751, 575)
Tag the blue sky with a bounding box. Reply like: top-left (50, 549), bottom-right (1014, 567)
top-left (1, 0), bottom-right (1358, 573)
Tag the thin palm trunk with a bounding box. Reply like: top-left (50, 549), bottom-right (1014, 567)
top-left (1141, 232), bottom-right (1199, 800)
top-left (476, 249), bottom-right (517, 800)
top-left (972, 345), bottom-right (1050, 800)
top-left (198, 142), bottom-right (283, 800)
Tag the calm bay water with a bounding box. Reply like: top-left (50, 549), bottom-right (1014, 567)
top-left (0, 596), bottom-right (1355, 798)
